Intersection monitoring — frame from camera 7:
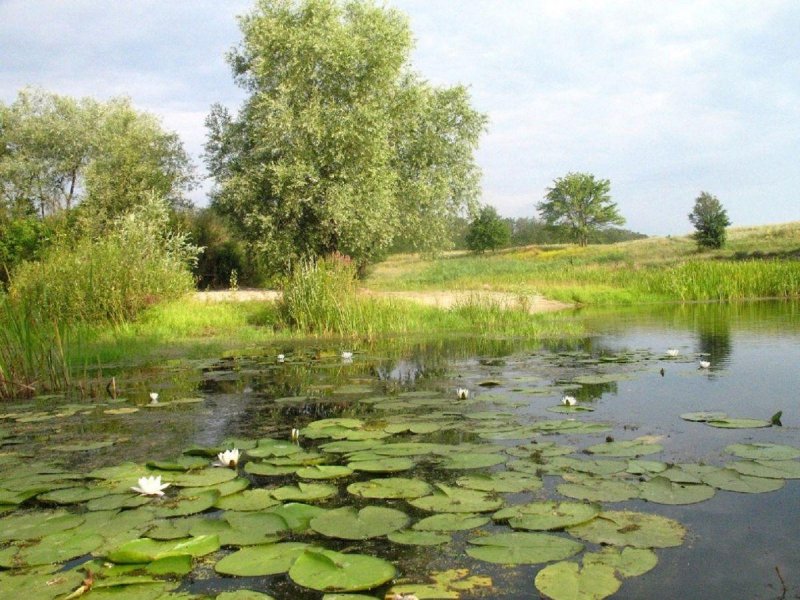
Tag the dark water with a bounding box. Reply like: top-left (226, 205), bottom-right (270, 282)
top-left (2, 300), bottom-right (799, 599)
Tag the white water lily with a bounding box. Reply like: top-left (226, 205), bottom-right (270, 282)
top-left (131, 475), bottom-right (170, 496)
top-left (277, 353), bottom-right (285, 363)
top-left (562, 395), bottom-right (577, 406)
top-left (456, 387), bottom-right (469, 400)
top-left (216, 448), bottom-right (240, 468)
top-left (699, 360), bottom-right (711, 369)
top-left (149, 392), bottom-right (159, 404)
top-left (666, 348), bottom-right (679, 357)
top-left (291, 427), bottom-right (301, 442)
top-left (341, 351), bottom-right (353, 361)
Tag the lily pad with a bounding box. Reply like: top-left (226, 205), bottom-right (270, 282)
top-left (0, 509), bottom-right (84, 541)
top-left (568, 510), bottom-right (686, 548)
top-left (214, 542), bottom-right (309, 576)
top-left (467, 531), bottom-right (583, 564)
top-left (535, 562), bottom-right (620, 600)
top-left (153, 490), bottom-right (220, 517)
top-left (310, 506), bottom-right (408, 539)
top-left (225, 511), bottom-right (290, 536)
top-left (729, 459), bottom-right (800, 479)
top-left (410, 484), bottom-right (503, 513)
top-left (272, 482), bottom-right (337, 502)
top-left (700, 468), bottom-right (785, 493)
top-left (296, 465), bottom-right (353, 479)
top-left (217, 592), bottom-right (276, 600)
top-left (680, 411), bottom-right (728, 422)
top-left (583, 546), bottom-right (658, 577)
top-left (16, 530), bottom-right (104, 566)
top-left (387, 568), bottom-right (493, 599)
top-left (497, 501), bottom-right (600, 531)
top-left (214, 489), bottom-right (280, 511)
top-left (288, 548), bottom-right (396, 592)
top-left (245, 462), bottom-right (299, 476)
top-left (456, 471), bottom-right (542, 493)
top-left (347, 477), bottom-right (432, 499)
top-left (266, 503), bottom-right (326, 532)
top-left (348, 458), bottom-right (415, 473)
top-left (639, 476), bottom-right (716, 505)
top-left (171, 468), bottom-right (237, 487)
top-left (387, 529), bottom-right (450, 546)
top-left (557, 478), bottom-right (640, 503)
top-left (706, 418), bottom-right (771, 429)
top-left (413, 513), bottom-right (490, 531)
top-left (724, 443), bottom-right (800, 460)
top-left (585, 439), bottom-right (663, 458)
top-left (439, 453), bottom-right (506, 470)
top-left (106, 534), bottom-right (220, 563)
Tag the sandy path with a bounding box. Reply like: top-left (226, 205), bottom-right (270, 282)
top-left (195, 288), bottom-right (570, 314)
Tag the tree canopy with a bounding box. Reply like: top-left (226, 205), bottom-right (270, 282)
top-left (466, 205), bottom-right (510, 253)
top-left (0, 88), bottom-right (195, 227)
top-left (537, 172), bottom-right (625, 247)
top-left (688, 191), bottom-right (731, 249)
top-left (205, 0), bottom-right (486, 274)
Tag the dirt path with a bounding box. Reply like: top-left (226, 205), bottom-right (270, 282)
top-left (195, 288), bottom-right (570, 314)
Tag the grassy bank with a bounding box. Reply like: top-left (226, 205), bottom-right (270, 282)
top-left (365, 222), bottom-right (800, 304)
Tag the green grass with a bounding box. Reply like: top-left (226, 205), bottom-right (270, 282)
top-left (365, 222), bottom-right (800, 304)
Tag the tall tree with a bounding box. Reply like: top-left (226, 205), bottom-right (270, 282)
top-left (688, 191), bottom-right (731, 249)
top-left (537, 172), bottom-right (625, 246)
top-left (205, 0), bottom-right (486, 273)
top-left (0, 88), bottom-right (195, 228)
top-left (466, 205), bottom-right (510, 253)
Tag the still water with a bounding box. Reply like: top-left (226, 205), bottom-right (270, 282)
top-left (1, 300), bottom-right (798, 599)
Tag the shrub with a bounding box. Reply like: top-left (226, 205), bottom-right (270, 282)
top-left (8, 194), bottom-right (200, 324)
top-left (466, 206), bottom-right (510, 253)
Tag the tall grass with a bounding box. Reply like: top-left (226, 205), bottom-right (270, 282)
top-left (0, 295), bottom-right (71, 399)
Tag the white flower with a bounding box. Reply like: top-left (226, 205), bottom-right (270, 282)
top-left (699, 361), bottom-right (711, 369)
top-left (341, 351), bottom-right (353, 361)
top-left (277, 353), bottom-right (285, 363)
top-left (291, 428), bottom-right (301, 442)
top-left (216, 448), bottom-right (240, 468)
top-left (456, 387), bottom-right (469, 400)
top-left (666, 348), bottom-right (679, 357)
top-left (131, 475), bottom-right (170, 496)
top-left (149, 392), bottom-right (159, 404)
top-left (562, 395), bottom-right (577, 406)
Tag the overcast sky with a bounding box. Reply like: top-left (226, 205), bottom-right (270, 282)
top-left (1, 0), bottom-right (798, 235)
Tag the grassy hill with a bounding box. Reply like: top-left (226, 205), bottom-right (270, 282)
top-left (366, 222), bottom-right (800, 305)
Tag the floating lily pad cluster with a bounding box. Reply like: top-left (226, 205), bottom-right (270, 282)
top-left (0, 346), bottom-right (797, 600)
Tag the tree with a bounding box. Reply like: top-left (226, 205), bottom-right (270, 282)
top-left (0, 88), bottom-right (195, 229)
top-left (537, 172), bottom-right (625, 246)
top-left (466, 205), bottom-right (510, 253)
top-left (205, 0), bottom-right (486, 274)
top-left (688, 191), bottom-right (731, 249)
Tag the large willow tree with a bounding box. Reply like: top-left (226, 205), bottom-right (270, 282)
top-left (205, 0), bottom-right (486, 273)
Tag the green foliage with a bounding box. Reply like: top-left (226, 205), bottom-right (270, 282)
top-left (688, 191), bottom-right (731, 249)
top-left (537, 172), bottom-right (625, 247)
top-left (466, 206), bottom-right (510, 253)
top-left (190, 209), bottom-right (250, 289)
top-left (205, 0), bottom-right (486, 273)
top-left (0, 88), bottom-right (195, 229)
top-left (8, 195), bottom-right (199, 325)
top-left (0, 216), bottom-right (51, 285)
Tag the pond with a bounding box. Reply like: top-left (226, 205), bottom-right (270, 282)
top-left (1, 300), bottom-right (798, 599)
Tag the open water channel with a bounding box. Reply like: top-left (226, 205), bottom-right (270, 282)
top-left (0, 300), bottom-right (798, 599)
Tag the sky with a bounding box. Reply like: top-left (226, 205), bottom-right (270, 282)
top-left (1, 0), bottom-right (798, 236)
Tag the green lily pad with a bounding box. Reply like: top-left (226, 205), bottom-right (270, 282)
top-left (729, 459), bottom-right (800, 479)
top-left (272, 482), bottom-right (337, 502)
top-left (0, 566), bottom-right (84, 600)
top-left (568, 510), bottom-right (686, 548)
top-left (246, 440), bottom-right (305, 459)
top-left (37, 485), bottom-right (109, 504)
top-left (87, 493), bottom-right (151, 512)
top-left (585, 439), bottom-right (663, 458)
top-left (16, 530), bottom-right (104, 566)
top-left (0, 509), bottom-right (84, 541)
top-left (217, 592), bottom-right (276, 600)
top-left (51, 440), bottom-right (115, 452)
top-left (310, 506), bottom-right (408, 539)
top-left (505, 442), bottom-right (576, 459)
top-left (496, 501), bottom-right (600, 531)
top-left (348, 458), bottom-right (415, 473)
top-left (413, 512), bottom-right (489, 531)
top-left (439, 453), bottom-right (506, 470)
top-left (384, 422), bottom-right (442, 434)
top-left (188, 517), bottom-right (281, 547)
top-left (724, 443), bottom-right (800, 460)
top-left (266, 503), bottom-right (326, 532)
top-left (153, 490), bottom-right (219, 517)
top-left (319, 440), bottom-right (385, 453)
top-left (387, 529), bottom-right (450, 546)
top-left (214, 489), bottom-right (280, 511)
top-left (456, 471), bottom-right (542, 493)
top-left (296, 465), bottom-right (354, 479)
top-left (680, 411), bottom-right (728, 422)
top-left (244, 462), bottom-right (299, 476)
top-left (707, 418), bottom-right (771, 429)
top-left (467, 531), bottom-right (583, 564)
top-left (547, 457), bottom-right (628, 476)
top-left (639, 476), bottom-right (716, 505)
top-left (557, 478), bottom-right (640, 502)
top-left (225, 511), bottom-right (290, 536)
top-left (535, 561), bottom-right (620, 600)
top-left (387, 568), bottom-right (493, 599)
top-left (214, 542), bottom-right (309, 576)
top-left (289, 548), bottom-right (396, 592)
top-left (347, 477), bottom-right (432, 499)
top-left (700, 468), bottom-right (785, 493)
top-left (106, 534), bottom-right (220, 563)
top-left (171, 468), bottom-right (237, 487)
top-left (147, 554), bottom-right (193, 576)
top-left (584, 546), bottom-right (658, 577)
top-left (547, 405), bottom-right (595, 414)
top-left (410, 484), bottom-right (503, 513)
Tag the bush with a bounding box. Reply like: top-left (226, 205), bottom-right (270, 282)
top-left (8, 194), bottom-right (200, 324)
top-left (466, 206), bottom-right (510, 253)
